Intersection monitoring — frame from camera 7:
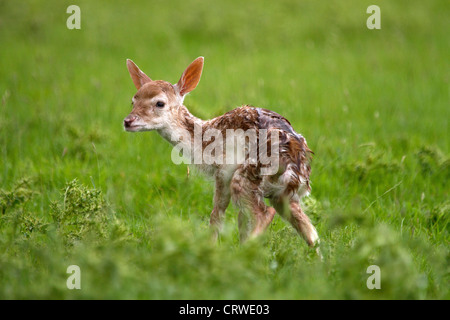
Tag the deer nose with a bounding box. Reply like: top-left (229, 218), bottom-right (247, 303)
top-left (124, 115), bottom-right (137, 127)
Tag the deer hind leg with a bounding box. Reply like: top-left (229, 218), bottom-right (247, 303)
top-left (270, 194), bottom-right (319, 247)
top-left (230, 169), bottom-right (276, 242)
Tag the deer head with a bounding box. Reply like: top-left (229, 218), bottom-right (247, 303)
top-left (123, 57), bottom-right (204, 132)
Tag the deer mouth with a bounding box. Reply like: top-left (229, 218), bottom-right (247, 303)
top-left (124, 123), bottom-right (144, 132)
top-left (124, 123), bottom-right (155, 132)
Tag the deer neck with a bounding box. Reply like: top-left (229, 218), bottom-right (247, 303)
top-left (157, 105), bottom-right (205, 161)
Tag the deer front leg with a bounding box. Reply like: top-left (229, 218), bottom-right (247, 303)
top-left (210, 174), bottom-right (231, 241)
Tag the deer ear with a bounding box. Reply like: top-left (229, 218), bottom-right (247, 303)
top-left (176, 57), bottom-right (204, 97)
top-left (126, 59), bottom-right (152, 90)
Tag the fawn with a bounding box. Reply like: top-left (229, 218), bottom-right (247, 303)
top-left (123, 57), bottom-right (319, 248)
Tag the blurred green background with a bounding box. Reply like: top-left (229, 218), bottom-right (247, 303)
top-left (0, 0), bottom-right (448, 299)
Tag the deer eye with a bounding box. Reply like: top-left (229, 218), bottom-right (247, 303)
top-left (156, 101), bottom-right (165, 108)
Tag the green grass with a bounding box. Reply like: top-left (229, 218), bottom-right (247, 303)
top-left (0, 0), bottom-right (448, 299)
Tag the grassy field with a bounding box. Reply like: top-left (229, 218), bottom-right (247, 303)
top-left (0, 0), bottom-right (448, 299)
